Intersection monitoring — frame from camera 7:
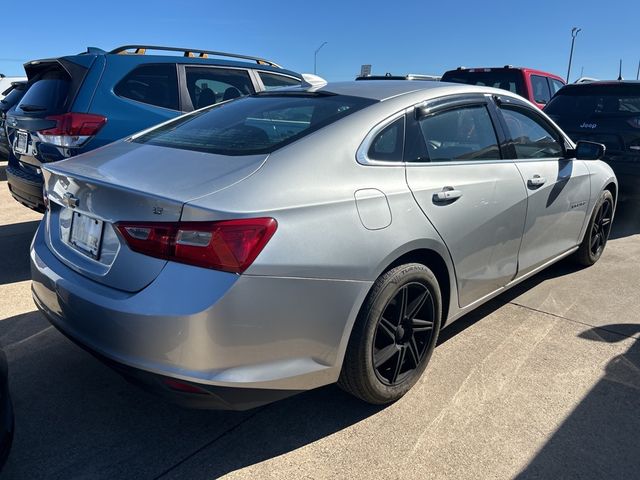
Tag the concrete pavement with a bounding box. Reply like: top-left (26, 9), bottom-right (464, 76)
top-left (0, 159), bottom-right (639, 479)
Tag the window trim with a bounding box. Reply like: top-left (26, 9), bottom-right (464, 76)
top-left (114, 63), bottom-right (181, 112)
top-left (178, 64), bottom-right (256, 112)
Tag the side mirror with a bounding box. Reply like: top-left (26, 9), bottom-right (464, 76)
top-left (574, 140), bottom-right (606, 160)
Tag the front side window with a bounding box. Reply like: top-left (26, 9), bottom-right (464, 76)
top-left (500, 107), bottom-right (563, 159)
top-left (367, 117), bottom-right (405, 162)
top-left (115, 64), bottom-right (179, 110)
top-left (134, 93), bottom-right (376, 156)
top-left (412, 105), bottom-right (501, 162)
top-left (531, 75), bottom-right (551, 104)
top-left (185, 67), bottom-right (254, 110)
top-left (258, 72), bottom-right (301, 90)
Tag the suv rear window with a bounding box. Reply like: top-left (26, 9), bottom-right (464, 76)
top-left (442, 70), bottom-right (525, 97)
top-left (115, 64), bottom-right (179, 110)
top-left (16, 69), bottom-right (70, 115)
top-left (545, 85), bottom-right (640, 117)
top-left (0, 84), bottom-right (27, 111)
top-left (134, 93), bottom-right (376, 155)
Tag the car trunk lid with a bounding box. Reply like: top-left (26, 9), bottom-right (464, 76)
top-left (43, 140), bottom-right (268, 292)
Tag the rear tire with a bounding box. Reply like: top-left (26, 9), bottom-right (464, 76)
top-left (574, 189), bottom-right (614, 267)
top-left (338, 263), bottom-right (442, 405)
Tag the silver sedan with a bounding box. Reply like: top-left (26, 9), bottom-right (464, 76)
top-left (31, 81), bottom-right (616, 409)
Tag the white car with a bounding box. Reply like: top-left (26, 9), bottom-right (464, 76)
top-left (0, 74), bottom-right (27, 101)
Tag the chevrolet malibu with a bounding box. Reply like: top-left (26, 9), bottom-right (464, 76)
top-left (31, 81), bottom-right (616, 409)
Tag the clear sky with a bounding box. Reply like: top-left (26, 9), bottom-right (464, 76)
top-left (1, 0), bottom-right (639, 82)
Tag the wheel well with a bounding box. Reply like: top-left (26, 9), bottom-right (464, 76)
top-left (383, 249), bottom-right (452, 325)
top-left (604, 182), bottom-right (617, 204)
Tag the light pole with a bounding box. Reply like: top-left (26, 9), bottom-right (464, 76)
top-left (314, 41), bottom-right (327, 75)
top-left (566, 27), bottom-right (581, 83)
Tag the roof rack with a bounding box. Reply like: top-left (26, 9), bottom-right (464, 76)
top-left (109, 45), bottom-right (282, 68)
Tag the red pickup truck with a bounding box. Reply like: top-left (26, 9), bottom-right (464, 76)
top-left (441, 66), bottom-right (565, 109)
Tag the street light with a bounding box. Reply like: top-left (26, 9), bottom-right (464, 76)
top-left (566, 27), bottom-right (581, 83)
top-left (314, 41), bottom-right (328, 75)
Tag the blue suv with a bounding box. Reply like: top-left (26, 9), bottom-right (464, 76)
top-left (5, 45), bottom-right (302, 211)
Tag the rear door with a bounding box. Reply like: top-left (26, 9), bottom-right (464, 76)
top-left (495, 96), bottom-right (590, 275)
top-left (404, 94), bottom-right (528, 307)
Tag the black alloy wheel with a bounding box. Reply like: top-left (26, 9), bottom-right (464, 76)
top-left (372, 282), bottom-right (436, 386)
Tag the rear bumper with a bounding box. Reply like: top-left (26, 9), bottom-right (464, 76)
top-left (30, 222), bottom-right (370, 409)
top-left (6, 164), bottom-right (45, 212)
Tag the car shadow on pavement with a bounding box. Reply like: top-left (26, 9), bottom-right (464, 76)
top-left (0, 163), bottom-right (6, 182)
top-left (610, 198), bottom-right (640, 239)
top-left (515, 324), bottom-right (640, 479)
top-left (0, 309), bottom-right (386, 480)
top-left (0, 220), bottom-right (40, 286)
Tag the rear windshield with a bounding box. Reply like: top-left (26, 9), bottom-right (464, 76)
top-left (134, 93), bottom-right (376, 155)
top-left (442, 70), bottom-right (525, 96)
top-left (16, 69), bottom-right (70, 115)
top-left (545, 85), bottom-right (640, 117)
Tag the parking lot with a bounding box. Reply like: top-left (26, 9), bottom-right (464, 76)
top-left (0, 157), bottom-right (639, 479)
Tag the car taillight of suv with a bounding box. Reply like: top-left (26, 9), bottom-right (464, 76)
top-left (37, 112), bottom-right (107, 148)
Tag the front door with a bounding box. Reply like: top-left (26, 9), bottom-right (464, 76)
top-left (496, 102), bottom-right (590, 275)
top-left (404, 97), bottom-right (528, 308)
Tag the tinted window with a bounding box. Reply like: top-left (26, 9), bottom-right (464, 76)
top-left (531, 75), bottom-right (551, 104)
top-left (16, 69), bottom-right (70, 115)
top-left (501, 107), bottom-right (563, 158)
top-left (259, 72), bottom-right (301, 90)
top-left (0, 84), bottom-right (27, 112)
top-left (115, 64), bottom-right (179, 110)
top-left (545, 85), bottom-right (640, 117)
top-left (134, 93), bottom-right (376, 156)
top-left (185, 67), bottom-right (254, 110)
top-left (550, 79), bottom-right (565, 95)
top-left (367, 117), bottom-right (404, 162)
top-left (442, 70), bottom-right (526, 97)
top-left (414, 105), bottom-right (500, 162)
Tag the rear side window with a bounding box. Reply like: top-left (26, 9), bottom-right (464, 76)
top-left (16, 69), bottom-right (70, 115)
top-left (414, 105), bottom-right (500, 162)
top-left (531, 75), bottom-right (551, 104)
top-left (115, 64), bottom-right (179, 110)
top-left (185, 67), bottom-right (254, 110)
top-left (134, 93), bottom-right (376, 156)
top-left (500, 107), bottom-right (563, 159)
top-left (367, 117), bottom-right (405, 162)
top-left (258, 72), bottom-right (301, 90)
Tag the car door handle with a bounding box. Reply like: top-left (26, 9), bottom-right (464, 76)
top-left (433, 187), bottom-right (463, 203)
top-left (527, 175), bottom-right (546, 188)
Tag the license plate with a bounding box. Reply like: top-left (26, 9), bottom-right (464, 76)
top-left (14, 130), bottom-right (28, 155)
top-left (69, 212), bottom-right (104, 259)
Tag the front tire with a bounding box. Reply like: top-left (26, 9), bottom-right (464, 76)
top-left (338, 263), bottom-right (442, 405)
top-left (574, 189), bottom-right (614, 266)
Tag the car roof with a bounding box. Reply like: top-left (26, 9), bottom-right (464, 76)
top-left (286, 80), bottom-right (519, 102)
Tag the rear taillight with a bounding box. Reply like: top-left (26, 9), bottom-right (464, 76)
top-left (116, 218), bottom-right (277, 273)
top-left (37, 112), bottom-right (107, 148)
top-left (627, 117), bottom-right (640, 129)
